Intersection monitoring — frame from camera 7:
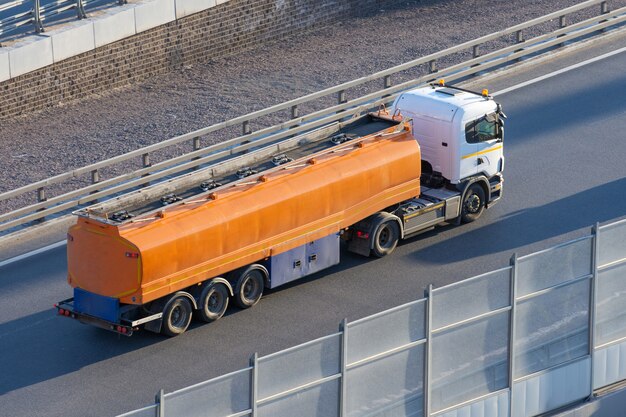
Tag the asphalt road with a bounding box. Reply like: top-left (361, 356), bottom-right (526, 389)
top-left (1, 49), bottom-right (625, 417)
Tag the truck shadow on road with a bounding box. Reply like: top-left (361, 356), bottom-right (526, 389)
top-left (407, 177), bottom-right (626, 265)
top-left (0, 309), bottom-right (163, 396)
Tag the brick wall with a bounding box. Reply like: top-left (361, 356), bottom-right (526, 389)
top-left (0, 0), bottom-right (393, 119)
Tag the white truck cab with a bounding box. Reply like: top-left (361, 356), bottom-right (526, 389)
top-left (391, 83), bottom-right (505, 187)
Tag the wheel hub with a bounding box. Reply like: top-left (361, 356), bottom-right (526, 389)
top-left (465, 194), bottom-right (481, 213)
top-left (208, 292), bottom-right (219, 310)
top-left (171, 306), bottom-right (183, 327)
top-left (379, 227), bottom-right (390, 246)
top-left (243, 278), bottom-right (257, 299)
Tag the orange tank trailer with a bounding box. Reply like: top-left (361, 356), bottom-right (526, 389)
top-left (66, 123), bottom-right (421, 306)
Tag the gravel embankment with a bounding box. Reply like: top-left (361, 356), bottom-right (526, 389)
top-left (1, 0), bottom-right (623, 211)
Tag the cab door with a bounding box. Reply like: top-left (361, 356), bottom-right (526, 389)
top-left (461, 118), bottom-right (480, 179)
top-left (464, 113), bottom-right (503, 178)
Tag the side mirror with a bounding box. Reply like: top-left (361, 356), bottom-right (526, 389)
top-left (496, 125), bottom-right (504, 143)
top-left (497, 103), bottom-right (507, 119)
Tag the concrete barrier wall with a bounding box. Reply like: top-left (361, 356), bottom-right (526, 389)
top-left (0, 0), bottom-right (388, 119)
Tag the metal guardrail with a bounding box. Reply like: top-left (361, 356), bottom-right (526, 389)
top-left (117, 218), bottom-right (626, 417)
top-left (1, 0), bottom-right (625, 234)
top-left (0, 0), bottom-right (122, 41)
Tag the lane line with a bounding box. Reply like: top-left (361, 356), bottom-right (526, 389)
top-left (0, 240), bottom-right (66, 269)
top-left (493, 46), bottom-right (626, 97)
top-left (0, 48), bottom-right (624, 268)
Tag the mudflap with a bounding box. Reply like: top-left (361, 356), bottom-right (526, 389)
top-left (347, 235), bottom-right (371, 257)
top-left (144, 319), bottom-right (162, 334)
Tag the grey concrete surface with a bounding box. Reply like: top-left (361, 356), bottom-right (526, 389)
top-left (1, 47), bottom-right (625, 417)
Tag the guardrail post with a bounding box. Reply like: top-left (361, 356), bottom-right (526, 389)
top-left (471, 45), bottom-right (481, 68)
top-left (288, 105), bottom-right (300, 136)
top-left (191, 138), bottom-right (201, 169)
top-left (589, 223), bottom-right (600, 393)
top-left (514, 30), bottom-right (525, 61)
top-left (141, 153), bottom-right (152, 183)
top-left (601, 1), bottom-right (609, 14)
top-left (508, 254), bottom-right (519, 417)
top-left (337, 90), bottom-right (347, 115)
top-left (382, 75), bottom-right (392, 98)
top-left (472, 44), bottom-right (480, 58)
top-left (338, 90), bottom-right (346, 105)
top-left (35, 187), bottom-right (47, 222)
top-left (242, 121), bottom-right (251, 136)
top-left (155, 389), bottom-right (165, 417)
top-left (37, 187), bottom-right (46, 203)
top-left (428, 59), bottom-right (437, 74)
top-left (384, 75), bottom-right (392, 89)
top-left (600, 1), bottom-right (610, 32)
top-left (557, 15), bottom-right (568, 47)
top-left (339, 318), bottom-right (348, 417)
top-left (90, 169), bottom-right (100, 201)
top-left (250, 353), bottom-right (258, 417)
top-left (424, 284), bottom-right (433, 417)
top-left (240, 123), bottom-right (252, 154)
top-left (76, 0), bottom-right (86, 19)
top-left (33, 0), bottom-right (44, 33)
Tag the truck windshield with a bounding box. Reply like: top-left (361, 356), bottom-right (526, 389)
top-left (465, 114), bottom-right (498, 143)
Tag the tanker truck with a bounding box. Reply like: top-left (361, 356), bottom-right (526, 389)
top-left (56, 82), bottom-right (505, 337)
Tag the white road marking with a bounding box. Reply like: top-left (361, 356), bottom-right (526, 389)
top-left (493, 46), bottom-right (626, 97)
top-left (0, 240), bottom-right (66, 269)
top-left (0, 48), bottom-right (625, 268)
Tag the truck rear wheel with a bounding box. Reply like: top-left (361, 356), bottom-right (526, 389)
top-left (233, 266), bottom-right (266, 309)
top-left (372, 219), bottom-right (401, 258)
top-left (162, 296), bottom-right (193, 337)
top-left (198, 283), bottom-right (229, 322)
top-left (461, 183), bottom-right (486, 223)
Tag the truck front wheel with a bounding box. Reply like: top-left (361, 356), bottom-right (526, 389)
top-left (461, 183), bottom-right (486, 223)
top-left (198, 283), bottom-right (229, 322)
top-left (162, 296), bottom-right (193, 337)
top-left (233, 266), bottom-right (266, 309)
top-left (372, 219), bottom-right (401, 258)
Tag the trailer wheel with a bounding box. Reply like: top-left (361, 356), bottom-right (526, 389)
top-left (461, 183), bottom-right (486, 223)
top-left (162, 296), bottom-right (193, 337)
top-left (371, 219), bottom-right (401, 258)
top-left (234, 266), bottom-right (266, 309)
top-left (198, 283), bottom-right (229, 322)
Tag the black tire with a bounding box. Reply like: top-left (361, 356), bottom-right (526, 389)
top-left (371, 219), bottom-right (401, 258)
top-left (461, 183), bottom-right (486, 223)
top-left (234, 266), bottom-right (266, 309)
top-left (198, 283), bottom-right (229, 322)
top-left (161, 296), bottom-right (193, 337)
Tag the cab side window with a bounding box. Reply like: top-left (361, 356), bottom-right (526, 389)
top-left (465, 114), bottom-right (498, 144)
